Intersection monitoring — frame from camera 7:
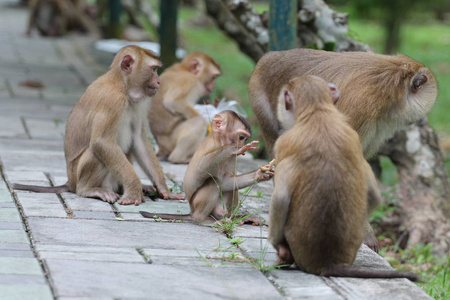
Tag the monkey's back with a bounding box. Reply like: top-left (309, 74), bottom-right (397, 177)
top-left (148, 64), bottom-right (198, 137)
top-left (276, 110), bottom-right (368, 275)
top-left (250, 48), bottom-right (436, 158)
top-left (64, 72), bottom-right (126, 189)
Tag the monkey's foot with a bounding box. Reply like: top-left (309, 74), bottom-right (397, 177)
top-left (158, 190), bottom-right (185, 200)
top-left (80, 189), bottom-right (120, 204)
top-left (118, 195), bottom-right (145, 206)
top-left (239, 215), bottom-right (264, 226)
top-left (276, 244), bottom-right (294, 267)
top-left (364, 232), bottom-right (379, 253)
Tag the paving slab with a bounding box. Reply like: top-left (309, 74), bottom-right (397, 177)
top-left (0, 284), bottom-right (53, 300)
top-left (15, 192), bottom-right (67, 218)
top-left (45, 259), bottom-right (283, 299)
top-left (0, 230), bottom-right (29, 244)
top-left (0, 208), bottom-right (22, 222)
top-left (27, 217), bottom-right (233, 250)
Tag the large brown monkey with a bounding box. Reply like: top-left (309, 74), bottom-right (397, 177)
top-left (141, 110), bottom-right (274, 223)
top-left (249, 48), bottom-right (438, 159)
top-left (13, 45), bottom-right (184, 205)
top-left (148, 52), bottom-right (221, 164)
top-left (269, 76), bottom-right (418, 281)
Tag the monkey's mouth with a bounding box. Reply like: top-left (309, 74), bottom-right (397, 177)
top-left (146, 86), bottom-right (159, 94)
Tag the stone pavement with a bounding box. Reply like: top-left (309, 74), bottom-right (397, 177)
top-left (0, 2), bottom-right (433, 300)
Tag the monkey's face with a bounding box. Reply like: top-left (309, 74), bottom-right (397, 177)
top-left (199, 65), bottom-right (221, 96)
top-left (230, 124), bottom-right (251, 148)
top-left (142, 62), bottom-right (161, 97)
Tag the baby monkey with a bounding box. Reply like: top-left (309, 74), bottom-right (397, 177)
top-left (141, 110), bottom-right (275, 223)
top-left (269, 75), bottom-right (419, 281)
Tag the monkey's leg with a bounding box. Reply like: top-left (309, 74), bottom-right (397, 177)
top-left (75, 150), bottom-right (120, 204)
top-left (168, 116), bottom-right (207, 164)
top-left (154, 134), bottom-right (172, 161)
top-left (268, 164), bottom-right (292, 248)
top-left (191, 181), bottom-right (222, 223)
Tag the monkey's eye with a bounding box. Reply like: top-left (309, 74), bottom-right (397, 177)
top-left (151, 66), bottom-right (159, 72)
top-left (239, 135), bottom-right (246, 141)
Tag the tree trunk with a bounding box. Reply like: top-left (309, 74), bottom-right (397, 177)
top-left (159, 0), bottom-right (179, 68)
top-left (204, 0), bottom-right (450, 255)
top-left (378, 122), bottom-right (450, 254)
top-left (268, 0), bottom-right (297, 51)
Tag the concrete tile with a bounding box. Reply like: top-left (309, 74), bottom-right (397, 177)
top-left (63, 194), bottom-right (113, 212)
top-left (115, 199), bottom-right (190, 215)
top-left (24, 118), bottom-right (65, 140)
top-left (0, 274), bottom-right (47, 285)
top-left (45, 259), bottom-right (283, 299)
top-left (0, 222), bottom-right (24, 230)
top-left (38, 249), bottom-right (144, 263)
top-left (0, 208), bottom-right (21, 222)
top-left (0, 257), bottom-right (43, 275)
top-left (15, 192), bottom-right (66, 218)
top-left (1, 151), bottom-right (66, 173)
top-left (6, 171), bottom-right (48, 182)
top-left (0, 243), bottom-right (31, 251)
top-left (28, 217), bottom-right (231, 251)
top-left (0, 189), bottom-right (14, 203)
top-left (0, 284), bottom-right (53, 300)
top-left (0, 230), bottom-right (29, 244)
top-left (0, 116), bottom-right (27, 138)
top-left (72, 211), bottom-right (116, 220)
top-left (0, 249), bottom-right (34, 258)
top-left (0, 138), bottom-right (64, 153)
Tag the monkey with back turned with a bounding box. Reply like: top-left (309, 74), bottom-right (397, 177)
top-left (269, 75), bottom-right (419, 281)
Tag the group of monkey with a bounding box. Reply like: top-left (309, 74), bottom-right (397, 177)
top-left (13, 45), bottom-right (438, 281)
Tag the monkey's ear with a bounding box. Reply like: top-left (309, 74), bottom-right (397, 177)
top-left (411, 73), bottom-right (428, 93)
top-left (121, 55), bottom-right (134, 74)
top-left (189, 58), bottom-right (202, 75)
top-left (283, 89), bottom-right (294, 112)
top-left (328, 83), bottom-right (340, 104)
top-left (211, 114), bottom-right (226, 133)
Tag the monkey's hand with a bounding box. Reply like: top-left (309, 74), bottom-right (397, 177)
top-left (255, 165), bottom-right (275, 182)
top-left (236, 140), bottom-right (259, 156)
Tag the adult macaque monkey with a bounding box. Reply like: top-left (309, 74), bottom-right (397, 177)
top-left (249, 48), bottom-right (438, 159)
top-left (250, 48), bottom-right (437, 251)
top-left (269, 76), bottom-right (418, 281)
top-left (13, 45), bottom-right (184, 205)
top-left (148, 52), bottom-right (222, 164)
top-left (141, 110), bottom-right (275, 223)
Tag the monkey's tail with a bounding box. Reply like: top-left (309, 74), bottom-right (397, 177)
top-left (321, 266), bottom-right (421, 282)
top-left (12, 183), bottom-right (70, 194)
top-left (139, 211), bottom-right (192, 221)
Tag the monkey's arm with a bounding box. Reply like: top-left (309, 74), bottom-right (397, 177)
top-left (364, 161), bottom-right (382, 213)
top-left (221, 166), bottom-right (275, 192)
top-left (162, 81), bottom-right (200, 119)
top-left (268, 163), bottom-right (291, 247)
top-left (133, 124), bottom-right (185, 200)
top-left (363, 161), bottom-right (382, 252)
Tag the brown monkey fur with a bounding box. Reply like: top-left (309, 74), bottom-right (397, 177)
top-left (13, 45), bottom-right (184, 205)
top-left (249, 48), bottom-right (438, 159)
top-left (140, 110), bottom-right (274, 223)
top-left (148, 52), bottom-right (222, 164)
top-left (268, 75), bottom-right (419, 281)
